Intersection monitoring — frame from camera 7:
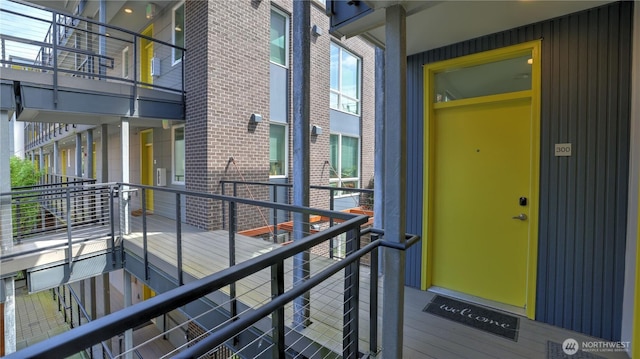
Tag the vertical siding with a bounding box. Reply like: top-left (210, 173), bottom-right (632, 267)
top-left (405, 1), bottom-right (632, 341)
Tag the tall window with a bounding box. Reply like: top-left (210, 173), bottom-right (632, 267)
top-left (270, 9), bottom-right (288, 67)
top-left (172, 125), bottom-right (185, 184)
top-left (329, 134), bottom-right (359, 195)
top-left (172, 2), bottom-right (185, 65)
top-left (330, 43), bottom-right (361, 115)
top-left (270, 124), bottom-right (287, 177)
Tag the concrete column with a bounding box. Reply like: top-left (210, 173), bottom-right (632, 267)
top-left (374, 47), bottom-right (385, 273)
top-left (38, 147), bottom-right (44, 173)
top-left (2, 279), bottom-right (15, 355)
top-left (0, 112), bottom-right (15, 353)
top-left (292, 0), bottom-right (311, 328)
top-left (98, 0), bottom-right (106, 79)
top-left (101, 124), bottom-right (108, 183)
top-left (382, 5), bottom-right (407, 359)
top-left (75, 133), bottom-right (82, 177)
top-left (53, 140), bottom-right (59, 175)
top-left (123, 271), bottom-right (133, 359)
top-left (1, 111), bottom-right (12, 249)
top-left (121, 119), bottom-right (130, 235)
top-left (86, 129), bottom-right (93, 179)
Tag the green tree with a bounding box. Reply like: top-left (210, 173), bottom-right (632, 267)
top-left (10, 156), bottom-right (41, 238)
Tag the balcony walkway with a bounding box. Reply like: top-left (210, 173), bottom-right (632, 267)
top-left (6, 211), bottom-right (631, 358)
top-left (122, 214), bottom-right (629, 359)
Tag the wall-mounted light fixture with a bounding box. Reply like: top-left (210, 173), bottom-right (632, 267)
top-left (311, 25), bottom-right (323, 37)
top-left (250, 114), bottom-right (263, 123)
top-left (311, 125), bottom-right (322, 135)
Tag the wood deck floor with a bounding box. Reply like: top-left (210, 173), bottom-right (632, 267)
top-left (121, 215), bottom-right (631, 359)
top-left (7, 210), bottom-right (632, 359)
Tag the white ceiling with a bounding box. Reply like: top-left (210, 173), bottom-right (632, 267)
top-left (341, 0), bottom-right (614, 55)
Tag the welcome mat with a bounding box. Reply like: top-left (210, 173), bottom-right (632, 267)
top-left (547, 341), bottom-right (606, 359)
top-left (423, 295), bottom-right (520, 341)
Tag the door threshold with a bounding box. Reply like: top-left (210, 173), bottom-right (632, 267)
top-left (428, 286), bottom-right (527, 317)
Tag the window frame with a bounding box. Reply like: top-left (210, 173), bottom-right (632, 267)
top-left (330, 43), bottom-right (362, 115)
top-left (172, 124), bottom-right (185, 185)
top-left (269, 123), bottom-right (288, 179)
top-left (171, 1), bottom-right (185, 66)
top-left (329, 133), bottom-right (360, 197)
top-left (270, 7), bottom-right (289, 69)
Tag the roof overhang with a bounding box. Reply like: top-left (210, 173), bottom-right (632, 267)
top-left (329, 0), bottom-right (615, 55)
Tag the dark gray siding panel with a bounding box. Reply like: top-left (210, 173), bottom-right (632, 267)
top-left (404, 52), bottom-right (424, 288)
top-left (405, 1), bottom-right (632, 341)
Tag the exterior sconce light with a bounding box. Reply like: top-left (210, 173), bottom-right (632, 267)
top-left (312, 25), bottom-right (323, 37)
top-left (250, 114), bottom-right (263, 123)
top-left (311, 125), bottom-right (322, 136)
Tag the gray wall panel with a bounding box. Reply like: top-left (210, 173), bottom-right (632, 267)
top-left (405, 1), bottom-right (632, 341)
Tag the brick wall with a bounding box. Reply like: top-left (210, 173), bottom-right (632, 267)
top-left (185, 0), bottom-right (375, 230)
top-left (186, 0), bottom-right (271, 230)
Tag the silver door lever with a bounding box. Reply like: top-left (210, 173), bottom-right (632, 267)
top-left (512, 213), bottom-right (527, 221)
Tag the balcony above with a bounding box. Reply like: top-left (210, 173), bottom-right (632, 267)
top-left (0, 0), bottom-right (185, 125)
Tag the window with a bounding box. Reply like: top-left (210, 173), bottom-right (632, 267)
top-left (172, 125), bottom-right (185, 184)
top-left (270, 9), bottom-right (288, 67)
top-left (330, 43), bottom-right (361, 115)
top-left (172, 2), bottom-right (185, 65)
top-left (270, 124), bottom-right (287, 177)
top-left (329, 134), bottom-right (359, 196)
top-left (122, 47), bottom-right (129, 78)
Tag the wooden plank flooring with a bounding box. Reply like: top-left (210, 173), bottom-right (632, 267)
top-left (122, 214), bottom-right (632, 359)
top-left (8, 210), bottom-right (632, 358)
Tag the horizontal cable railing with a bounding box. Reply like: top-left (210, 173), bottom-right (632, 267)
top-left (0, 182), bottom-right (117, 262)
top-left (2, 182), bottom-right (419, 358)
top-left (0, 0), bottom-right (185, 95)
top-left (219, 180), bottom-right (375, 261)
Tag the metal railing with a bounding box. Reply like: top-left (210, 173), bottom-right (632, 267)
top-left (3, 182), bottom-right (419, 358)
top-left (220, 180), bottom-right (374, 259)
top-left (0, 1), bottom-right (185, 95)
top-left (53, 284), bottom-right (115, 359)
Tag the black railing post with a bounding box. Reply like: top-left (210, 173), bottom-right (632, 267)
top-left (329, 189), bottom-right (335, 259)
top-left (109, 185), bottom-right (116, 266)
top-left (176, 193), bottom-right (183, 286)
top-left (271, 261), bottom-right (285, 358)
top-left (51, 10), bottom-right (58, 106)
top-left (228, 200), bottom-right (238, 346)
top-left (142, 188), bottom-right (149, 280)
top-left (66, 187), bottom-right (73, 270)
top-left (15, 198), bottom-right (21, 242)
top-left (232, 183), bottom-right (238, 232)
top-left (343, 227), bottom-right (360, 358)
top-left (221, 182), bottom-right (226, 230)
top-left (272, 184), bottom-right (278, 243)
top-left (369, 233), bottom-right (380, 356)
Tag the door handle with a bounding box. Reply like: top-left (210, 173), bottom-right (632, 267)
top-left (512, 213), bottom-right (527, 221)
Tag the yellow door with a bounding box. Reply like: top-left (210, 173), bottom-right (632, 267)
top-left (431, 97), bottom-right (532, 308)
top-left (61, 150), bottom-right (67, 176)
top-left (92, 145), bottom-right (96, 179)
top-left (140, 25), bottom-right (153, 86)
top-left (140, 130), bottom-right (154, 211)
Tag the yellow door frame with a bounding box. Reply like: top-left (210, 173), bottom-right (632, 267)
top-left (140, 24), bottom-right (154, 85)
top-left (140, 129), bottom-right (154, 211)
top-left (421, 40), bottom-right (542, 319)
